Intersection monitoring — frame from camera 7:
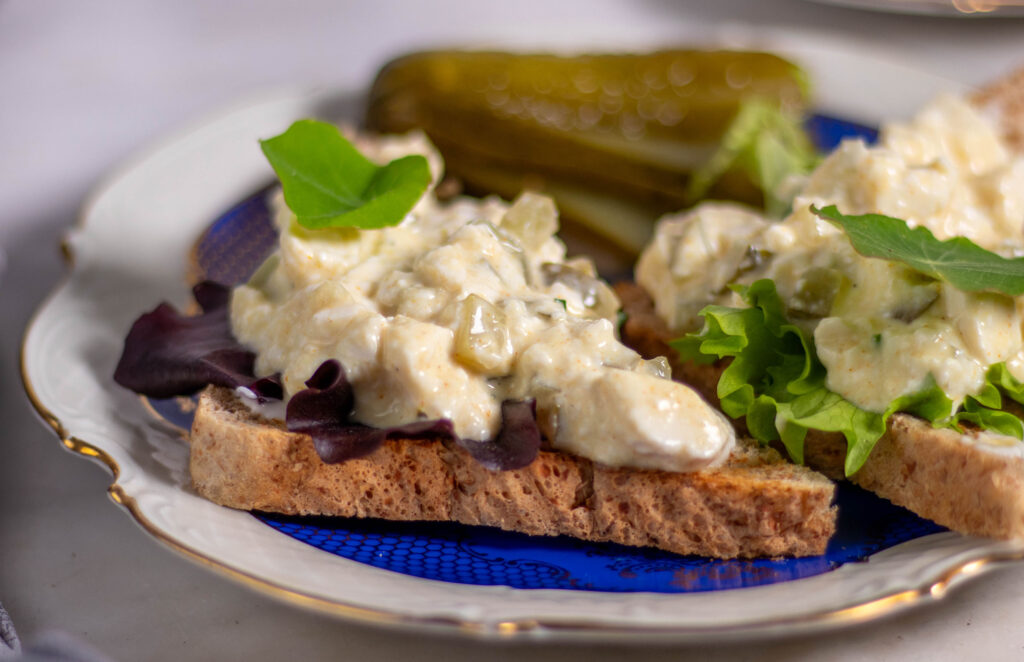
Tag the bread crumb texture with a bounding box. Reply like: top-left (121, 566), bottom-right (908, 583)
top-left (190, 386), bottom-right (836, 558)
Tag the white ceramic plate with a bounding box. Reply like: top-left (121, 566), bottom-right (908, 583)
top-left (22, 40), bottom-right (1024, 642)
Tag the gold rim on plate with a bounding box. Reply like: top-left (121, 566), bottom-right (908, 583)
top-left (19, 76), bottom-right (1024, 641)
top-left (20, 234), bottom-right (1024, 642)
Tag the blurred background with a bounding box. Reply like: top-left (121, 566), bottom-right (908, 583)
top-left (2, 2), bottom-right (1024, 660)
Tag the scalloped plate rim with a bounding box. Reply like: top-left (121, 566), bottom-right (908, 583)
top-left (21, 36), bottom-right (1024, 643)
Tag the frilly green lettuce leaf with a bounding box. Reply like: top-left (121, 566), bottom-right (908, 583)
top-left (671, 279), bottom-right (1017, 476)
top-left (985, 362), bottom-right (1024, 406)
top-left (951, 364), bottom-right (1024, 439)
top-left (671, 279), bottom-right (885, 474)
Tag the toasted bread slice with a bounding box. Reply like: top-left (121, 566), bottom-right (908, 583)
top-left (189, 385), bottom-right (836, 558)
top-left (617, 281), bottom-right (1024, 540)
top-left (972, 65), bottom-right (1024, 151)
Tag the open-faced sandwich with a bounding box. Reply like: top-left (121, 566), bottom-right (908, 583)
top-left (621, 66), bottom-right (1024, 541)
top-left (113, 118), bottom-right (837, 560)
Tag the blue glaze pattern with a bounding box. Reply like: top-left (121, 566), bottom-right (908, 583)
top-left (255, 484), bottom-right (942, 593)
top-left (151, 113), bottom-right (946, 593)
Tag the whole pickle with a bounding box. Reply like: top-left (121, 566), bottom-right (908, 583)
top-left (365, 50), bottom-right (812, 260)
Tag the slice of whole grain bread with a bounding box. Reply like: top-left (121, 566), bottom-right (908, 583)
top-left (617, 281), bottom-right (1024, 540)
top-left (190, 385), bottom-right (836, 558)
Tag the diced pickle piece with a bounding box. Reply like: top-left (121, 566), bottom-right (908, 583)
top-left (890, 281), bottom-right (940, 323)
top-left (502, 192), bottom-right (558, 251)
top-left (735, 246), bottom-right (772, 280)
top-left (563, 256), bottom-right (597, 277)
top-left (639, 355), bottom-right (672, 380)
top-left (788, 267), bottom-right (844, 319)
top-left (245, 253), bottom-right (293, 304)
top-left (469, 219), bottom-right (523, 255)
top-left (247, 253), bottom-right (279, 288)
top-left (454, 294), bottom-right (514, 375)
top-left (588, 281), bottom-right (620, 321)
top-left (541, 262), bottom-right (620, 320)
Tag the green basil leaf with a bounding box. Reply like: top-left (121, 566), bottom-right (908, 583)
top-left (813, 205), bottom-right (1024, 296)
top-left (260, 119), bottom-right (432, 230)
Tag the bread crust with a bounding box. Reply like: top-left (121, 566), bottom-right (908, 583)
top-left (972, 65), bottom-right (1024, 152)
top-left (190, 386), bottom-right (836, 558)
top-left (617, 281), bottom-right (1024, 540)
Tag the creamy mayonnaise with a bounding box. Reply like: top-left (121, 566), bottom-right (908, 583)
top-left (637, 95), bottom-right (1024, 414)
top-left (232, 132), bottom-right (735, 472)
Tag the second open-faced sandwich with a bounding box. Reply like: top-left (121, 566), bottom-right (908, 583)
top-left (621, 67), bottom-right (1024, 540)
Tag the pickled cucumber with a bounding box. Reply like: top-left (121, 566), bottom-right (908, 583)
top-left (365, 50), bottom-right (812, 257)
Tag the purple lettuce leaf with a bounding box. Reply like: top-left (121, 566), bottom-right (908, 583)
top-left (457, 400), bottom-right (542, 471)
top-left (192, 280), bottom-right (231, 312)
top-left (113, 282), bottom-right (282, 400)
top-left (285, 360), bottom-right (460, 462)
top-left (286, 359), bottom-right (541, 470)
top-left (115, 282), bottom-right (542, 471)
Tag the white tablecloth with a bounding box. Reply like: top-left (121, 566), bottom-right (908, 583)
top-left (3, 1), bottom-right (1024, 660)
